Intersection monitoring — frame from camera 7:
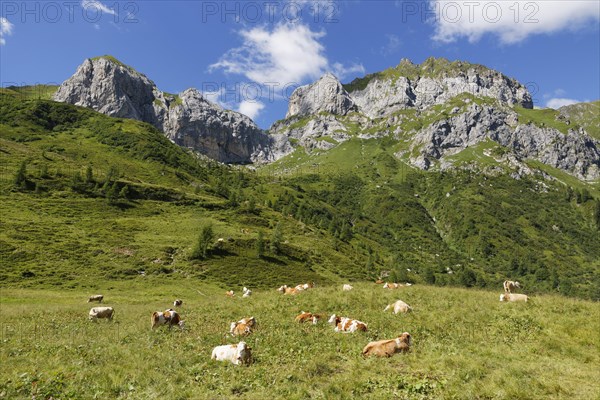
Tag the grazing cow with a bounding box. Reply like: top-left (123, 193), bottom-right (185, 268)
top-left (342, 284), bottom-right (353, 291)
top-left (328, 314), bottom-right (368, 333)
top-left (151, 309), bottom-right (185, 330)
top-left (211, 341), bottom-right (252, 366)
top-left (383, 282), bottom-right (403, 289)
top-left (295, 311), bottom-right (322, 325)
top-left (87, 295), bottom-right (103, 303)
top-left (384, 300), bottom-right (412, 314)
top-left (225, 290), bottom-right (235, 297)
top-left (230, 317), bottom-right (257, 336)
top-left (277, 285), bottom-right (300, 295)
top-left (173, 299), bottom-right (183, 307)
top-left (503, 280), bottom-right (521, 293)
top-left (500, 293), bottom-right (528, 302)
top-left (88, 307), bottom-right (114, 321)
top-left (362, 333), bottom-right (412, 357)
top-left (242, 287), bottom-right (252, 298)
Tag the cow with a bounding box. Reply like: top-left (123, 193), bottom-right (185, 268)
top-left (342, 284), bottom-right (353, 291)
top-left (362, 333), bottom-right (412, 357)
top-left (211, 341), bottom-right (252, 366)
top-left (375, 279), bottom-right (384, 284)
top-left (328, 314), bottom-right (367, 333)
top-left (384, 300), bottom-right (412, 314)
top-left (295, 282), bottom-right (315, 291)
top-left (230, 317), bottom-right (257, 336)
top-left (277, 285), bottom-right (300, 295)
top-left (225, 290), bottom-right (235, 297)
top-left (295, 311), bottom-right (322, 325)
top-left (173, 299), bottom-right (183, 307)
top-left (151, 309), bottom-right (185, 330)
top-left (500, 293), bottom-right (528, 302)
top-left (242, 287), bottom-right (252, 298)
top-left (88, 307), bottom-right (114, 321)
top-left (383, 282), bottom-right (403, 289)
top-left (87, 295), bottom-right (103, 303)
top-left (503, 280), bottom-right (521, 293)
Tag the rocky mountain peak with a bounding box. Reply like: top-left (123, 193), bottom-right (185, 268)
top-left (286, 72), bottom-right (357, 118)
top-left (53, 57), bottom-right (289, 163)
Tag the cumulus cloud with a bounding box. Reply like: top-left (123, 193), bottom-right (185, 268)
top-left (238, 100), bottom-right (266, 120)
top-left (81, 0), bottom-right (117, 16)
top-left (0, 17), bottom-right (14, 46)
top-left (210, 22), bottom-right (364, 86)
top-left (381, 34), bottom-right (401, 56)
top-left (430, 0), bottom-right (600, 44)
top-left (546, 98), bottom-right (583, 109)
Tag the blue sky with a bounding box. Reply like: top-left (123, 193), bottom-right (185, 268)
top-left (1, 0), bottom-right (599, 128)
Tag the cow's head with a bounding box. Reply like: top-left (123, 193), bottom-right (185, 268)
top-left (499, 294), bottom-right (507, 302)
top-left (399, 332), bottom-right (411, 346)
top-left (328, 314), bottom-right (340, 325)
top-left (178, 320), bottom-right (185, 330)
top-left (277, 285), bottom-right (287, 293)
top-left (514, 281), bottom-right (521, 288)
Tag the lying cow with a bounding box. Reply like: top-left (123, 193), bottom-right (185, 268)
top-left (277, 285), bottom-right (300, 295)
top-left (173, 299), bottom-right (183, 307)
top-left (87, 295), bottom-right (103, 303)
top-left (295, 311), bottom-right (322, 325)
top-left (383, 282), bottom-right (403, 289)
top-left (342, 284), bottom-right (353, 291)
top-left (211, 341), bottom-right (252, 366)
top-left (225, 290), bottom-right (235, 297)
top-left (230, 317), bottom-right (257, 336)
top-left (328, 314), bottom-right (367, 333)
top-left (375, 279), bottom-right (384, 284)
top-left (503, 280), bottom-right (521, 293)
top-left (151, 309), bottom-right (185, 330)
top-left (89, 307), bottom-right (114, 321)
top-left (362, 333), bottom-right (412, 357)
top-left (242, 287), bottom-right (252, 298)
top-left (295, 282), bottom-right (315, 291)
top-left (384, 300), bottom-right (412, 314)
top-left (500, 293), bottom-right (528, 302)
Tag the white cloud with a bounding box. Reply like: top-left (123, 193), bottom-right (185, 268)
top-left (0, 17), bottom-right (14, 46)
top-left (210, 22), bottom-right (363, 86)
top-left (238, 100), bottom-right (265, 120)
top-left (430, 1), bottom-right (600, 44)
top-left (210, 23), bottom-right (329, 86)
top-left (81, 0), bottom-right (117, 16)
top-left (546, 98), bottom-right (582, 109)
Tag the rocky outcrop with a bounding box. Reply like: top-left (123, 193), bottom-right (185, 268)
top-left (54, 56), bottom-right (290, 163)
top-left (348, 59), bottom-right (533, 118)
top-left (407, 103), bottom-right (600, 180)
top-left (286, 73), bottom-right (357, 118)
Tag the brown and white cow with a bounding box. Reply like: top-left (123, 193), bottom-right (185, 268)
top-left (384, 300), bottom-right (413, 314)
top-left (499, 293), bottom-right (528, 302)
top-left (151, 309), bottom-right (185, 330)
top-left (383, 282), bottom-right (403, 289)
top-left (328, 314), bottom-right (368, 333)
top-left (242, 287), bottom-right (252, 298)
top-left (88, 307), bottom-right (114, 321)
top-left (277, 285), bottom-right (300, 295)
top-left (295, 311), bottom-right (322, 325)
top-left (295, 282), bottom-right (315, 291)
top-left (362, 333), bottom-right (412, 357)
top-left (87, 295), bottom-right (104, 303)
top-left (173, 299), bottom-right (183, 307)
top-left (211, 341), bottom-right (252, 366)
top-left (230, 317), bottom-right (257, 336)
top-left (225, 290), bottom-right (235, 297)
top-left (375, 279), bottom-right (384, 284)
top-left (503, 280), bottom-right (521, 293)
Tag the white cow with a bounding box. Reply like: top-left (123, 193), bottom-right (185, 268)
top-left (342, 284), bottom-right (353, 291)
top-left (211, 342), bottom-right (252, 366)
top-left (87, 295), bottom-right (103, 303)
top-left (500, 293), bottom-right (528, 302)
top-left (383, 300), bottom-right (412, 314)
top-left (88, 307), bottom-right (114, 320)
top-left (242, 287), bottom-right (252, 298)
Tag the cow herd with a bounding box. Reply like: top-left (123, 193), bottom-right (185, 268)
top-left (85, 278), bottom-right (527, 366)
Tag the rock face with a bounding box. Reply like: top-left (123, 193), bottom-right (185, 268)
top-left (54, 56), bottom-right (289, 163)
top-left (348, 59), bottom-right (533, 118)
top-left (286, 73), bottom-right (357, 118)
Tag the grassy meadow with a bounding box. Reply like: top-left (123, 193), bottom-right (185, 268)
top-left (1, 282), bottom-right (599, 399)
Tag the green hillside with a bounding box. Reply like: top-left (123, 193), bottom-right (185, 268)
top-left (1, 91), bottom-right (599, 300)
top-left (1, 282), bottom-right (599, 399)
